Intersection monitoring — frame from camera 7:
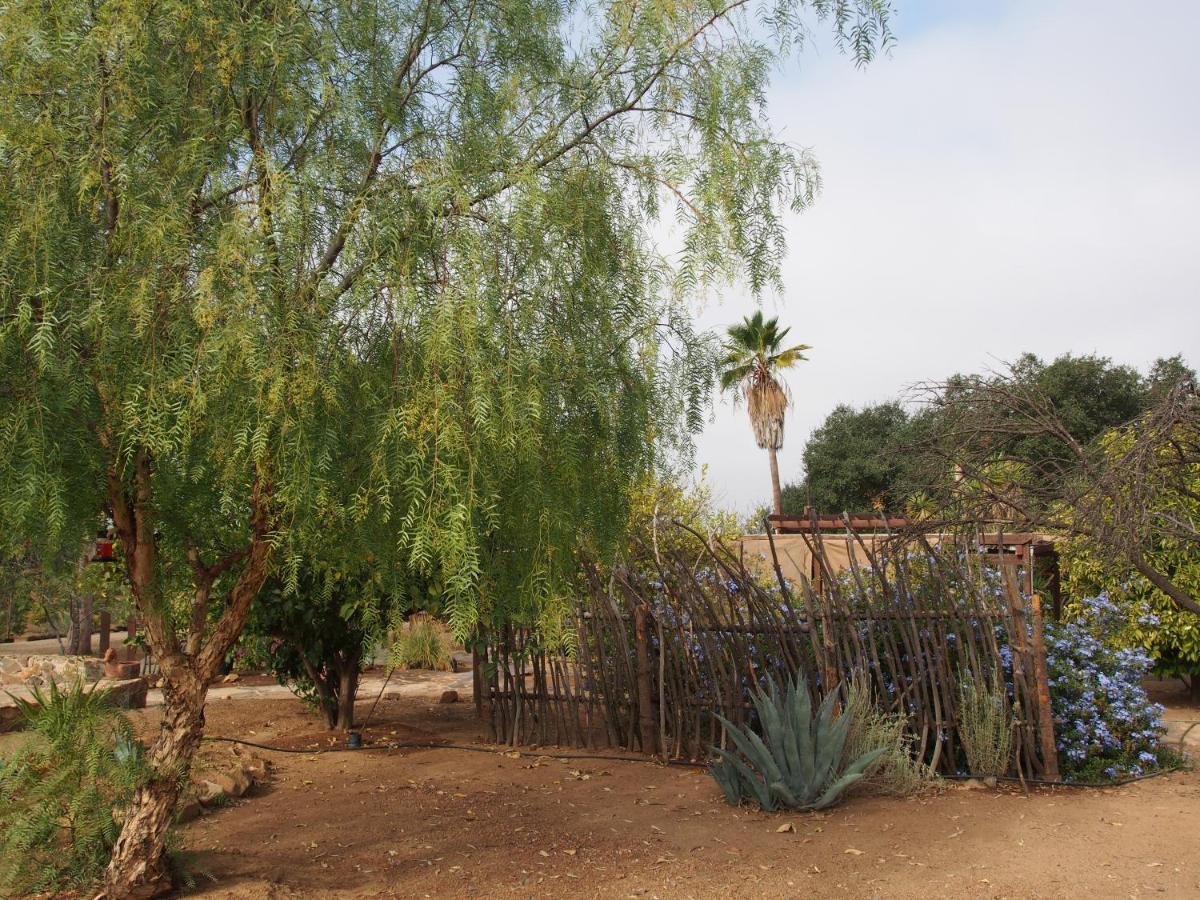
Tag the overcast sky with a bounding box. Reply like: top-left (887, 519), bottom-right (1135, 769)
top-left (691, 0), bottom-right (1200, 513)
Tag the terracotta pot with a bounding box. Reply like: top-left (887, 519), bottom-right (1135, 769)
top-left (104, 660), bottom-right (141, 679)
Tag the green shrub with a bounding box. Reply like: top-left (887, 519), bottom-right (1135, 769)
top-left (0, 680), bottom-right (149, 895)
top-left (957, 673), bottom-right (1014, 777)
top-left (709, 675), bottom-right (885, 812)
top-left (842, 673), bottom-right (933, 795)
top-left (392, 614), bottom-right (451, 670)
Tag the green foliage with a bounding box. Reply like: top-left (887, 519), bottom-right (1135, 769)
top-left (718, 311), bottom-right (810, 452)
top-left (1059, 425), bottom-right (1200, 687)
top-left (392, 614), bottom-right (451, 671)
top-left (0, 681), bottom-right (148, 895)
top-left (785, 401), bottom-right (922, 514)
top-left (794, 352), bottom-right (1195, 516)
top-left (709, 675), bottom-right (885, 812)
top-left (842, 673), bottom-right (932, 795)
top-left (944, 352), bottom-right (1192, 477)
top-left (245, 564), bottom-right (394, 729)
top-left (0, 0), bottom-right (891, 656)
top-left (956, 673), bottom-right (1014, 778)
top-left (718, 312), bottom-right (811, 394)
top-left (1062, 535), bottom-right (1200, 685)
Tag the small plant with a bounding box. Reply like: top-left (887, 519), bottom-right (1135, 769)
top-left (842, 673), bottom-right (932, 795)
top-left (710, 674), bottom-right (885, 812)
top-left (392, 614), bottom-right (451, 671)
top-left (0, 680), bottom-right (149, 895)
top-left (957, 672), bottom-right (1014, 778)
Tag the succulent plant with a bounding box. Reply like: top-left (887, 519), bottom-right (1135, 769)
top-left (710, 675), bottom-right (885, 812)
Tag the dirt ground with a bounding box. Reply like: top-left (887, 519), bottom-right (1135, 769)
top-left (120, 695), bottom-right (1200, 900)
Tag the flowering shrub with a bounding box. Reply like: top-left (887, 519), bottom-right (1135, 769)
top-left (1043, 593), bottom-right (1169, 782)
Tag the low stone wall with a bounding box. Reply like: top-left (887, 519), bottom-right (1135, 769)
top-left (0, 676), bottom-right (148, 732)
top-left (0, 654), bottom-right (106, 687)
top-left (0, 655), bottom-right (147, 733)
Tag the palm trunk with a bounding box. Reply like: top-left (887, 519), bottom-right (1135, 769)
top-left (103, 682), bottom-right (207, 898)
top-left (768, 446), bottom-right (783, 516)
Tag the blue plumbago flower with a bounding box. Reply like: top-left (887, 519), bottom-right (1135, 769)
top-left (1017, 596), bottom-right (1168, 782)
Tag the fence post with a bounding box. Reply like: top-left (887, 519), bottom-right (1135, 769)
top-left (634, 605), bottom-right (658, 756)
top-left (1029, 594), bottom-right (1060, 781)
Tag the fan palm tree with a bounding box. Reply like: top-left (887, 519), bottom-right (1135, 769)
top-left (720, 312), bottom-right (810, 516)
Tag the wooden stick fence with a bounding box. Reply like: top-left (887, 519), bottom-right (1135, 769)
top-left (481, 523), bottom-right (1059, 779)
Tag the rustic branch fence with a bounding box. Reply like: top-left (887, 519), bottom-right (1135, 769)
top-left (478, 523), bottom-right (1059, 779)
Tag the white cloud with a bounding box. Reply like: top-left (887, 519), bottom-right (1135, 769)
top-left (693, 0), bottom-right (1200, 512)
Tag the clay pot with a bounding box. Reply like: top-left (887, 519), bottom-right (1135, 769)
top-left (104, 660), bottom-right (141, 679)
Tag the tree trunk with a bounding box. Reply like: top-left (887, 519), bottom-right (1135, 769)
top-left (1190, 674), bottom-right (1200, 707)
top-left (102, 682), bottom-right (206, 898)
top-left (768, 446), bottom-right (783, 516)
top-left (335, 657), bottom-right (359, 732)
top-left (298, 654), bottom-right (339, 729)
top-left (99, 452), bottom-right (274, 897)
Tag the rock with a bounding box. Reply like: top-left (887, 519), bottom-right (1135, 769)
top-left (196, 779), bottom-right (227, 806)
top-left (101, 677), bottom-right (148, 710)
top-left (222, 672), bottom-right (240, 684)
top-left (439, 690), bottom-right (459, 704)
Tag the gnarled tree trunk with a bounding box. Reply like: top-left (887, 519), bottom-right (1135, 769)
top-left (102, 681), bottom-right (207, 898)
top-left (101, 455), bottom-right (273, 898)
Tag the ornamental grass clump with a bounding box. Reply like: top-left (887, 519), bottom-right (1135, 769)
top-left (710, 675), bottom-right (885, 812)
top-left (0, 680), bottom-right (150, 896)
top-left (392, 614), bottom-right (451, 671)
top-left (843, 673), bottom-right (933, 795)
top-left (956, 672), bottom-right (1014, 778)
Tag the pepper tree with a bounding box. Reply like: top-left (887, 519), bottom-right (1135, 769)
top-left (0, 0), bottom-right (891, 894)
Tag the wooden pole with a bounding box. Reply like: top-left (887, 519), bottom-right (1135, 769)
top-left (1029, 594), bottom-right (1060, 781)
top-left (98, 610), bottom-right (112, 657)
top-left (634, 605), bottom-right (658, 756)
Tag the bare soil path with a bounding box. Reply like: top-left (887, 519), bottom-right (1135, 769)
top-left (126, 695), bottom-right (1200, 900)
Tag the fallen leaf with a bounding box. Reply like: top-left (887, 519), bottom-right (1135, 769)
top-left (776, 823), bottom-right (795, 833)
top-left (845, 848), bottom-right (864, 856)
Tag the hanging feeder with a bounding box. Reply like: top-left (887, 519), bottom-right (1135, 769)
top-left (92, 516), bottom-right (117, 563)
top-left (93, 537), bottom-right (116, 563)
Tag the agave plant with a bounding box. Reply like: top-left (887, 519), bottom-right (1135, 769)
top-left (710, 675), bottom-right (885, 812)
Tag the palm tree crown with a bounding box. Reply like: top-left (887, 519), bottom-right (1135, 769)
top-left (719, 311), bottom-right (810, 517)
top-left (719, 311), bottom-right (810, 451)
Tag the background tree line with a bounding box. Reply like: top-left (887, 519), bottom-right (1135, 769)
top-left (782, 352), bottom-right (1195, 516)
